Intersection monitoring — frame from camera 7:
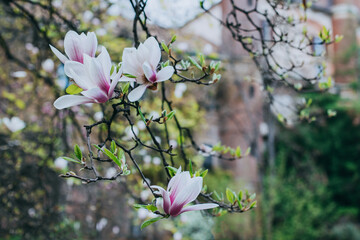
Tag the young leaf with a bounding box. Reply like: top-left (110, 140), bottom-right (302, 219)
top-left (166, 166), bottom-right (178, 177)
top-left (110, 140), bottom-right (116, 153)
top-left (123, 73), bottom-right (137, 78)
top-left (93, 144), bottom-right (102, 151)
top-left (145, 205), bottom-right (158, 212)
top-left (103, 148), bottom-right (122, 168)
top-left (166, 110), bottom-right (176, 121)
top-left (188, 57), bottom-right (202, 70)
top-left (133, 204), bottom-right (147, 209)
top-left (138, 107), bottom-right (147, 124)
top-left (122, 82), bottom-right (130, 94)
top-left (161, 41), bottom-right (169, 54)
top-left (66, 84), bottom-right (83, 95)
top-left (62, 156), bottom-right (81, 164)
top-left (141, 217), bottom-right (163, 230)
top-left (74, 144), bottom-right (82, 160)
top-left (200, 169), bottom-right (208, 178)
top-left (249, 201), bottom-right (257, 209)
top-left (189, 159), bottom-right (194, 176)
top-left (170, 35), bottom-right (177, 43)
top-left (226, 188), bottom-right (235, 204)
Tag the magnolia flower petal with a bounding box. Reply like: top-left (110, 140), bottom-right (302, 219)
top-left (155, 66), bottom-right (174, 82)
top-left (64, 61), bottom-right (93, 90)
top-left (97, 46), bottom-right (112, 82)
top-left (176, 203), bottom-right (219, 216)
top-left (84, 54), bottom-right (110, 93)
top-left (142, 62), bottom-right (154, 80)
top-left (170, 177), bottom-right (203, 216)
top-left (83, 32), bottom-right (97, 57)
top-left (54, 95), bottom-right (93, 109)
top-left (151, 185), bottom-right (171, 215)
top-left (64, 31), bottom-right (83, 63)
top-left (119, 76), bottom-right (136, 82)
top-left (168, 171), bottom-right (191, 203)
top-left (122, 48), bottom-right (142, 77)
top-left (49, 45), bottom-right (68, 63)
top-left (81, 88), bottom-right (108, 103)
top-left (143, 37), bottom-right (161, 69)
top-left (136, 43), bottom-right (150, 65)
top-left (128, 84), bottom-right (147, 102)
top-left (108, 78), bottom-right (119, 98)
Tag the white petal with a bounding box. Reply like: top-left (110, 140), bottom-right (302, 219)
top-left (170, 177), bottom-right (203, 211)
top-left (142, 62), bottom-right (154, 80)
top-left (53, 95), bottom-right (93, 109)
top-left (108, 78), bottom-right (119, 98)
top-left (81, 88), bottom-right (108, 103)
top-left (64, 61), bottom-right (93, 90)
top-left (155, 66), bottom-right (174, 82)
top-left (118, 76), bottom-right (136, 82)
top-left (97, 46), bottom-right (112, 81)
top-left (84, 55), bottom-right (110, 93)
top-left (122, 48), bottom-right (142, 77)
top-left (49, 45), bottom-right (68, 63)
top-left (64, 31), bottom-right (83, 63)
top-left (136, 43), bottom-right (150, 65)
top-left (143, 37), bottom-right (161, 68)
top-left (83, 32), bottom-right (97, 57)
top-left (151, 185), bottom-right (171, 215)
top-left (128, 84), bottom-right (148, 102)
top-left (177, 203), bottom-right (218, 216)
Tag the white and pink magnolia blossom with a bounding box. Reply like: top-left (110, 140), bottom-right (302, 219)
top-left (50, 30), bottom-right (97, 64)
top-left (53, 47), bottom-right (122, 109)
top-left (152, 168), bottom-right (218, 217)
top-left (122, 37), bottom-right (174, 102)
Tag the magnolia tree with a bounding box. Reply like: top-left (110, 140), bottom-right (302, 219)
top-left (50, 28), bottom-right (255, 228)
top-left (0, 0), bottom-right (338, 237)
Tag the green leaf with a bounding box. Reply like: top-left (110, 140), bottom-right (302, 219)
top-left (249, 201), bottom-right (257, 209)
top-left (123, 73), bottom-right (137, 78)
top-left (138, 107), bottom-right (147, 123)
top-left (118, 148), bottom-right (126, 164)
top-left (66, 84), bottom-right (83, 95)
top-left (198, 53), bottom-right (205, 67)
top-left (104, 148), bottom-right (122, 168)
top-left (166, 166), bottom-right (178, 177)
top-left (249, 193), bottom-right (256, 201)
top-left (245, 147), bottom-right (251, 156)
top-left (235, 146), bottom-right (241, 158)
top-left (74, 144), bottom-right (82, 160)
top-left (200, 169), bottom-right (208, 178)
top-left (188, 56), bottom-right (202, 70)
top-left (226, 188), bottom-right (235, 204)
top-left (110, 140), bottom-right (116, 153)
top-left (141, 217), bottom-right (163, 230)
top-left (122, 82), bottom-right (130, 94)
top-left (93, 144), bottom-right (102, 151)
top-left (170, 35), bottom-right (177, 43)
top-left (161, 41), bottom-right (169, 54)
top-left (110, 65), bottom-right (115, 76)
top-left (133, 204), bottom-right (147, 209)
top-left (62, 156), bottom-right (81, 164)
top-left (146, 205), bottom-right (158, 212)
top-left (189, 159), bottom-right (194, 176)
top-left (166, 110), bottom-right (175, 121)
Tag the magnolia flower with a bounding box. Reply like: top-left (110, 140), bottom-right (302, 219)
top-left (50, 31), bottom-right (97, 64)
top-left (152, 168), bottom-right (218, 217)
top-left (54, 47), bottom-right (122, 109)
top-left (2, 117), bottom-right (26, 132)
top-left (122, 37), bottom-right (174, 102)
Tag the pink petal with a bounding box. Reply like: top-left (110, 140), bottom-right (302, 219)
top-left (143, 37), bottom-right (161, 69)
top-left (64, 31), bottom-right (83, 63)
top-left (155, 66), bottom-right (174, 82)
top-left (127, 84), bottom-right (148, 102)
top-left (142, 62), bottom-right (156, 82)
top-left (169, 177), bottom-right (203, 216)
top-left (83, 32), bottom-right (97, 57)
top-left (53, 95), bottom-right (93, 109)
top-left (49, 45), bottom-right (68, 63)
top-left (168, 171), bottom-right (191, 204)
top-left (97, 46), bottom-right (112, 82)
top-left (108, 78), bottom-right (119, 98)
top-left (64, 61), bottom-right (93, 90)
top-left (151, 185), bottom-right (171, 215)
top-left (176, 203), bottom-right (219, 216)
top-left (81, 88), bottom-right (108, 103)
top-left (83, 55), bottom-right (110, 93)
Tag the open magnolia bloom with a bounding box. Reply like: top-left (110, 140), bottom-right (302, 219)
top-left (122, 37), bottom-right (174, 102)
top-left (54, 47), bottom-right (125, 109)
top-left (50, 30), bottom-right (97, 64)
top-left (151, 168), bottom-right (218, 217)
